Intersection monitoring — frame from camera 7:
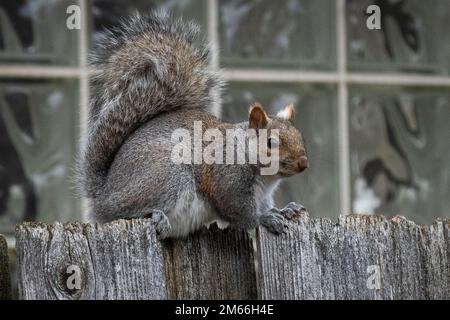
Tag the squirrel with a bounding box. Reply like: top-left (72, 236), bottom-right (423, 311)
top-left (76, 12), bottom-right (309, 239)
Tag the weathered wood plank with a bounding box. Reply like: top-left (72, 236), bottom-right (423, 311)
top-left (0, 234), bottom-right (11, 300)
top-left (256, 213), bottom-right (450, 300)
top-left (163, 225), bottom-right (256, 299)
top-left (16, 220), bottom-right (256, 300)
top-left (16, 220), bottom-right (167, 300)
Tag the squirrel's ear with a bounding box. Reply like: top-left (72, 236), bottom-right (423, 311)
top-left (276, 104), bottom-right (295, 123)
top-left (249, 103), bottom-right (269, 129)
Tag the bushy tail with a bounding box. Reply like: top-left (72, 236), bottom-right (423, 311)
top-left (77, 12), bottom-right (223, 198)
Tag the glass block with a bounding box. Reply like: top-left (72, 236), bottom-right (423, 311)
top-left (223, 82), bottom-right (339, 217)
top-left (0, 0), bottom-right (79, 65)
top-left (0, 80), bottom-right (79, 234)
top-left (219, 0), bottom-right (336, 69)
top-left (89, 0), bottom-right (207, 46)
top-left (349, 86), bottom-right (450, 224)
top-left (347, 0), bottom-right (450, 74)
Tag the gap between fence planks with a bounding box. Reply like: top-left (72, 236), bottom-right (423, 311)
top-left (0, 234), bottom-right (11, 300)
top-left (15, 214), bottom-right (450, 300)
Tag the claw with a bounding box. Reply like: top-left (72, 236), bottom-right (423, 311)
top-left (280, 207), bottom-right (296, 219)
top-left (151, 209), bottom-right (171, 239)
top-left (260, 211), bottom-right (288, 234)
top-left (280, 202), bottom-right (307, 219)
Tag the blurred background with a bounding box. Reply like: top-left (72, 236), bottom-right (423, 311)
top-left (0, 0), bottom-right (450, 237)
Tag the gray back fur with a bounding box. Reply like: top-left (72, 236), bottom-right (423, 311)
top-left (76, 11), bottom-right (223, 198)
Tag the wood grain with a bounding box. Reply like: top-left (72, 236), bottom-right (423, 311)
top-left (16, 220), bottom-right (167, 300)
top-left (15, 220), bottom-right (256, 300)
top-left (15, 214), bottom-right (450, 300)
top-left (163, 225), bottom-right (256, 299)
top-left (0, 234), bottom-right (11, 300)
top-left (256, 213), bottom-right (450, 299)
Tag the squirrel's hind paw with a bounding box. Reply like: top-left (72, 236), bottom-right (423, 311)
top-left (260, 209), bottom-right (288, 234)
top-left (151, 210), bottom-right (171, 239)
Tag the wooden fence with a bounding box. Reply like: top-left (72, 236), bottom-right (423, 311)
top-left (5, 213), bottom-right (450, 299)
top-left (0, 235), bottom-right (11, 299)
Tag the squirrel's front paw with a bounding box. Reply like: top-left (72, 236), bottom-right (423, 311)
top-left (279, 202), bottom-right (307, 219)
top-left (260, 209), bottom-right (288, 234)
top-left (151, 210), bottom-right (171, 239)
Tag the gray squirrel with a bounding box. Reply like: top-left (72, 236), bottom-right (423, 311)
top-left (76, 12), bottom-right (309, 238)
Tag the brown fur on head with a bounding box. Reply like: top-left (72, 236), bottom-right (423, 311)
top-left (249, 103), bottom-right (308, 177)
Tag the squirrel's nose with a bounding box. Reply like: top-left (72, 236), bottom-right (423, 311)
top-left (297, 156), bottom-right (308, 173)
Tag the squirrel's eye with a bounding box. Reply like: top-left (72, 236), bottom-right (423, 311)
top-left (267, 138), bottom-right (278, 149)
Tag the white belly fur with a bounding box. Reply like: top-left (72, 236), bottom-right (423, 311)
top-left (167, 188), bottom-right (229, 237)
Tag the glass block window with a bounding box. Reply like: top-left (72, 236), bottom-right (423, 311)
top-left (0, 0), bottom-right (79, 65)
top-left (0, 80), bottom-right (79, 233)
top-left (347, 0), bottom-right (450, 74)
top-left (218, 0), bottom-right (336, 69)
top-left (1, 0), bottom-right (450, 237)
top-left (349, 87), bottom-right (450, 224)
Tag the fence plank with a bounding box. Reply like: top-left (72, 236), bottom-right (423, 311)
top-left (256, 213), bottom-right (450, 300)
top-left (16, 220), bottom-right (167, 300)
top-left (163, 225), bottom-right (256, 299)
top-left (0, 235), bottom-right (11, 300)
